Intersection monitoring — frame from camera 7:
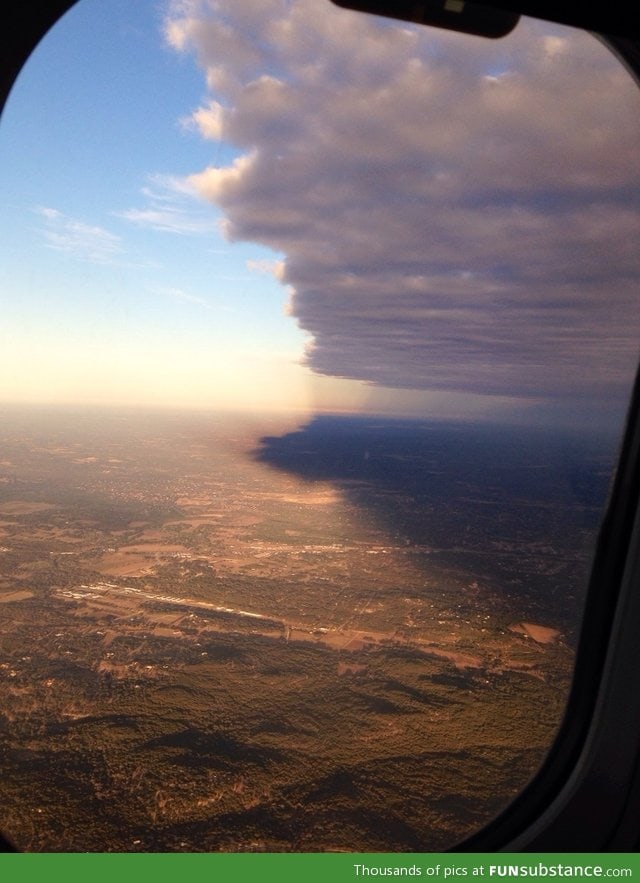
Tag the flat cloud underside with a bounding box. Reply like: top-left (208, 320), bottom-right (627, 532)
top-left (167, 0), bottom-right (640, 401)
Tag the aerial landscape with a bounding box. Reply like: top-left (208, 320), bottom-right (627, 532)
top-left (0, 404), bottom-right (616, 851)
top-left (1, 0), bottom-right (638, 856)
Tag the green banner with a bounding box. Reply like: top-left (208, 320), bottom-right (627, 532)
top-left (2, 853), bottom-right (639, 883)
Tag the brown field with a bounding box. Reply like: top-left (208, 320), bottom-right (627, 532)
top-left (0, 590), bottom-right (34, 603)
top-left (0, 502), bottom-right (57, 515)
top-left (510, 622), bottom-right (560, 644)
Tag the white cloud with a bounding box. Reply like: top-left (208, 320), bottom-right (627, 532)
top-left (37, 206), bottom-right (62, 220)
top-left (35, 206), bottom-right (123, 263)
top-left (189, 99), bottom-right (226, 141)
top-left (246, 258), bottom-right (286, 280)
top-left (148, 285), bottom-right (210, 308)
top-left (120, 206), bottom-right (218, 235)
top-left (118, 173), bottom-right (220, 236)
top-left (187, 152), bottom-right (257, 204)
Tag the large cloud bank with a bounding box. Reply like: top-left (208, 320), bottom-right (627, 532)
top-left (166, 0), bottom-right (640, 403)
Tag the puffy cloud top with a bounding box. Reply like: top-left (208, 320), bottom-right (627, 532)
top-left (166, 0), bottom-right (640, 405)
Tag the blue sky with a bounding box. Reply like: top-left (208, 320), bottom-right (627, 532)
top-left (1, 0), bottom-right (639, 424)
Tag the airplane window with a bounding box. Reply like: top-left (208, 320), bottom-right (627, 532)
top-left (0, 0), bottom-right (639, 853)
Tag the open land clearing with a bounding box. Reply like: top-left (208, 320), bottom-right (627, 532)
top-left (55, 580), bottom-right (557, 677)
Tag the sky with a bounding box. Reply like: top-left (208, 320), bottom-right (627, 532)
top-left (0, 0), bottom-right (639, 425)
